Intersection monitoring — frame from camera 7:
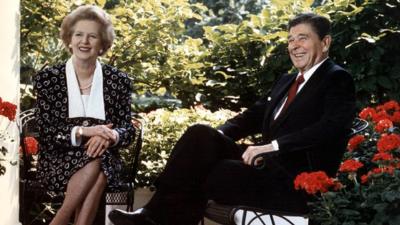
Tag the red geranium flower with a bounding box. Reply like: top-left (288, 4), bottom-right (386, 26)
top-left (339, 159), bottom-right (364, 173)
top-left (369, 166), bottom-right (395, 176)
top-left (359, 107), bottom-right (376, 121)
top-left (361, 174), bottom-right (368, 184)
top-left (374, 119), bottom-right (393, 133)
top-left (372, 152), bottom-right (394, 162)
top-left (377, 133), bottom-right (400, 152)
top-left (0, 98), bottom-right (17, 121)
top-left (372, 110), bottom-right (391, 123)
top-left (382, 100), bottom-right (400, 112)
top-left (376, 105), bottom-right (385, 112)
top-left (362, 165), bottom-right (396, 184)
top-left (24, 137), bottom-right (39, 155)
top-left (294, 171), bottom-right (336, 195)
top-left (391, 111), bottom-right (400, 124)
top-left (347, 134), bottom-right (365, 151)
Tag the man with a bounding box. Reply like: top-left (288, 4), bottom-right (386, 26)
top-left (109, 13), bottom-right (356, 225)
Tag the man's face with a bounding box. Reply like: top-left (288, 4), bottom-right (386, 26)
top-left (288, 23), bottom-right (330, 73)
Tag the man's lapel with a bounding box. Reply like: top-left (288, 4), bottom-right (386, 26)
top-left (269, 59), bottom-right (334, 129)
top-left (263, 73), bottom-right (297, 128)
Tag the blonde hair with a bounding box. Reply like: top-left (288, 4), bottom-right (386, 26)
top-left (60, 5), bottom-right (115, 55)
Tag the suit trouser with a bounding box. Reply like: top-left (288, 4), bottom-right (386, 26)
top-left (145, 124), bottom-right (308, 225)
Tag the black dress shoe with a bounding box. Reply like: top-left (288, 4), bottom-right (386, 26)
top-left (108, 208), bottom-right (159, 225)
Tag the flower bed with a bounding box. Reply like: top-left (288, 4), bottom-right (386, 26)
top-left (294, 100), bottom-right (400, 225)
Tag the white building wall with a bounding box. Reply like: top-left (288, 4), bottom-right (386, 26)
top-left (0, 0), bottom-right (21, 224)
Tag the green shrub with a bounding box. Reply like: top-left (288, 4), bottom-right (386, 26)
top-left (21, 0), bottom-right (400, 111)
top-left (136, 106), bottom-right (238, 187)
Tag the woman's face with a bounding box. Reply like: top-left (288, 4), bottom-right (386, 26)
top-left (70, 20), bottom-right (103, 62)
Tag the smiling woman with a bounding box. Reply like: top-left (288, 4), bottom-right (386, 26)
top-left (32, 5), bottom-right (135, 225)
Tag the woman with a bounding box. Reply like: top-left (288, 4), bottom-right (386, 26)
top-left (33, 5), bottom-right (135, 225)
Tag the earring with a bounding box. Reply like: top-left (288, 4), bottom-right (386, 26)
top-left (99, 49), bottom-right (103, 55)
top-left (68, 44), bottom-right (72, 48)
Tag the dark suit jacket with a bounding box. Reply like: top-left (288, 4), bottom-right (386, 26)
top-left (218, 59), bottom-right (356, 179)
top-left (33, 63), bottom-right (135, 152)
top-left (32, 63), bottom-right (136, 191)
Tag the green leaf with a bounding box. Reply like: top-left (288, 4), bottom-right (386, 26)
top-left (304, 0), bottom-right (314, 7)
top-left (388, 215), bottom-right (400, 225)
top-left (377, 76), bottom-right (392, 89)
top-left (341, 209), bottom-right (360, 217)
top-left (381, 191), bottom-right (400, 202)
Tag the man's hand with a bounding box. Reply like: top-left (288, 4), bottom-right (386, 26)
top-left (242, 144), bottom-right (275, 166)
top-left (85, 136), bottom-right (111, 158)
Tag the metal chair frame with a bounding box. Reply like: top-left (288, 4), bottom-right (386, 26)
top-left (18, 108), bottom-right (144, 225)
top-left (203, 118), bottom-right (369, 225)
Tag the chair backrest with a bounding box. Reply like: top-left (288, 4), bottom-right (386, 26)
top-left (19, 108), bottom-right (38, 137)
top-left (117, 113), bottom-right (144, 187)
top-left (105, 113), bottom-right (144, 210)
top-left (19, 109), bottom-right (40, 181)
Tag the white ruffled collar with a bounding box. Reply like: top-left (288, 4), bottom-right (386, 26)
top-left (66, 57), bottom-right (105, 120)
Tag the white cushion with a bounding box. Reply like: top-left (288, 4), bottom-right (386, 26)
top-left (234, 209), bottom-right (309, 225)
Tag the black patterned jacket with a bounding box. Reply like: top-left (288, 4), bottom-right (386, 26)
top-left (32, 63), bottom-right (135, 152)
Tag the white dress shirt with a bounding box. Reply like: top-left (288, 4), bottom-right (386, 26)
top-left (66, 57), bottom-right (119, 146)
top-left (272, 58), bottom-right (328, 150)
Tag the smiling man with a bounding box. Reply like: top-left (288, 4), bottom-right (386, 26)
top-left (109, 13), bottom-right (356, 225)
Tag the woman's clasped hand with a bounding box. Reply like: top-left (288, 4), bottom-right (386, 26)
top-left (83, 124), bottom-right (117, 157)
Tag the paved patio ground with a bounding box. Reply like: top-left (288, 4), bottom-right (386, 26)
top-left (105, 188), bottom-right (219, 225)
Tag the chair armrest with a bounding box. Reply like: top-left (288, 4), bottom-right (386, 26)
top-left (250, 151), bottom-right (279, 169)
top-left (349, 118), bottom-right (368, 137)
top-left (128, 113), bottom-right (144, 182)
top-left (131, 112), bottom-right (144, 130)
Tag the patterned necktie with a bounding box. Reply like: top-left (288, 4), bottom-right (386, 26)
top-left (281, 73), bottom-right (305, 113)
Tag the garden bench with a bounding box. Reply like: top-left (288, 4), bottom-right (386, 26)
top-left (19, 108), bottom-right (144, 225)
top-left (203, 118), bottom-right (369, 225)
